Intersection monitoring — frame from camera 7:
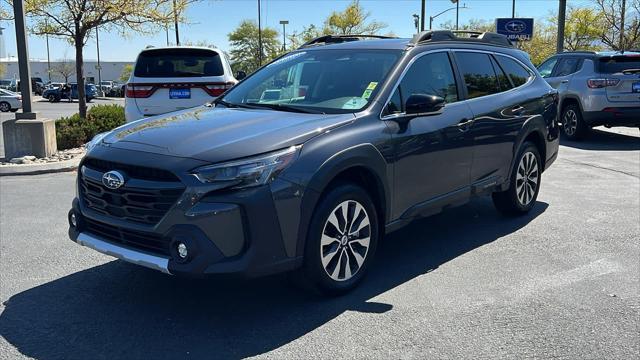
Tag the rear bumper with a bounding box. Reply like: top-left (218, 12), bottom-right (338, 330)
top-left (583, 107), bottom-right (640, 127)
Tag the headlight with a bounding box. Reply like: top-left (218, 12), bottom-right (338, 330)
top-left (192, 145), bottom-right (301, 189)
top-left (85, 132), bottom-right (109, 152)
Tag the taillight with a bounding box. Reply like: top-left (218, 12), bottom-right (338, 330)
top-left (126, 84), bottom-right (155, 98)
top-left (587, 78), bottom-right (620, 89)
top-left (17, 96), bottom-right (21, 101)
top-left (203, 82), bottom-right (235, 97)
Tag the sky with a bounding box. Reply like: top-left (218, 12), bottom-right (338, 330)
top-left (1, 0), bottom-right (596, 62)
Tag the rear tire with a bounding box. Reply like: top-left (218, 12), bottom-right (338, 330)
top-left (561, 104), bottom-right (588, 140)
top-left (299, 183), bottom-right (379, 295)
top-left (48, 94), bottom-right (56, 103)
top-left (0, 101), bottom-right (10, 112)
top-left (492, 142), bottom-right (542, 216)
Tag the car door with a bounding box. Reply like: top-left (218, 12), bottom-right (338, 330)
top-left (382, 51), bottom-right (474, 219)
top-left (545, 57), bottom-right (581, 90)
top-left (454, 51), bottom-right (539, 186)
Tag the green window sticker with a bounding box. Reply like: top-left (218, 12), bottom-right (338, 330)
top-left (362, 82), bottom-right (378, 99)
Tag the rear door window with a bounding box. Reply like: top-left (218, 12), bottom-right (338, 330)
top-left (455, 52), bottom-right (501, 99)
top-left (597, 56), bottom-right (640, 73)
top-left (554, 57), bottom-right (580, 77)
top-left (134, 49), bottom-right (224, 78)
top-left (496, 55), bottom-right (533, 87)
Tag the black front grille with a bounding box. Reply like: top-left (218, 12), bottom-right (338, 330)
top-left (85, 218), bottom-right (171, 256)
top-left (83, 158), bottom-right (179, 182)
top-left (80, 159), bottom-right (184, 225)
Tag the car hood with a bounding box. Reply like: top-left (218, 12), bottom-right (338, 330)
top-left (103, 106), bottom-right (354, 163)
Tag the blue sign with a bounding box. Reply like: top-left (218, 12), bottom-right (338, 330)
top-left (495, 18), bottom-right (534, 42)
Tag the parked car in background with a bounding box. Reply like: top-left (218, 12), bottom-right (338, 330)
top-left (538, 51), bottom-right (640, 140)
top-left (42, 83), bottom-right (98, 102)
top-left (8, 77), bottom-right (45, 94)
top-left (70, 31), bottom-right (559, 294)
top-left (0, 89), bottom-right (22, 112)
top-left (125, 46), bottom-right (237, 122)
top-left (0, 79), bottom-right (12, 90)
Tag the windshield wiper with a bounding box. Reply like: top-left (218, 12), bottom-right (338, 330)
top-left (245, 102), bottom-right (325, 114)
top-left (214, 99), bottom-right (254, 109)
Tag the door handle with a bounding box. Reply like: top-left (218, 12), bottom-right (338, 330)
top-left (561, 79), bottom-right (569, 84)
top-left (457, 118), bottom-right (474, 130)
top-left (511, 106), bottom-right (525, 115)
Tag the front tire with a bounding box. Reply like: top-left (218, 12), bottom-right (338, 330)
top-left (492, 142), bottom-right (542, 215)
top-left (300, 183), bottom-right (379, 295)
top-left (561, 104), bottom-right (588, 140)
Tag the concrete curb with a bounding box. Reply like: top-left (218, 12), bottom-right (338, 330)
top-left (0, 156), bottom-right (82, 176)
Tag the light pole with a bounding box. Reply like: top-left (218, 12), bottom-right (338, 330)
top-left (173, 0), bottom-right (180, 46)
top-left (557, 0), bottom-right (566, 53)
top-left (96, 25), bottom-right (103, 96)
top-left (413, 14), bottom-right (420, 34)
top-left (45, 19), bottom-right (51, 82)
top-left (512, 0), bottom-right (516, 18)
top-left (420, 0), bottom-right (426, 31)
top-left (429, 4), bottom-right (468, 30)
top-left (257, 0), bottom-right (263, 66)
top-left (280, 20), bottom-right (289, 52)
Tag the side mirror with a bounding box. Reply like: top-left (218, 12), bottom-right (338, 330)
top-left (405, 94), bottom-right (445, 115)
top-left (235, 71), bottom-right (247, 81)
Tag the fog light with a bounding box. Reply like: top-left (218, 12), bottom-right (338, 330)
top-left (70, 213), bottom-right (77, 228)
top-left (177, 243), bottom-right (188, 259)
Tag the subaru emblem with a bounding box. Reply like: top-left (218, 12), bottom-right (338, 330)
top-left (102, 170), bottom-right (125, 190)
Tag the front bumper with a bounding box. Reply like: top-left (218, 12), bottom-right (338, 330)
top-left (68, 147), bottom-right (306, 278)
top-left (583, 107), bottom-right (640, 127)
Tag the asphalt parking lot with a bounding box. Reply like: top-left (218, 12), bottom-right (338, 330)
top-left (0, 98), bottom-right (125, 159)
top-left (0, 127), bottom-right (638, 359)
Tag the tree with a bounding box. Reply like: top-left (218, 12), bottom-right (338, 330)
top-left (119, 64), bottom-right (133, 82)
top-left (594, 0), bottom-right (640, 51)
top-left (228, 20), bottom-right (280, 74)
top-left (323, 0), bottom-right (386, 35)
top-left (440, 18), bottom-right (494, 32)
top-left (288, 24), bottom-right (323, 49)
top-left (19, 0), bottom-right (193, 118)
top-left (0, 63), bottom-right (6, 78)
top-left (52, 58), bottom-right (76, 83)
top-left (551, 6), bottom-right (603, 51)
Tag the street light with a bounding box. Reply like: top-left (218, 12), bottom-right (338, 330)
top-left (280, 20), bottom-right (289, 52)
top-left (429, 3), bottom-right (468, 30)
top-left (413, 14), bottom-right (420, 34)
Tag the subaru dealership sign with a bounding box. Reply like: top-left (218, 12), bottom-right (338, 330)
top-left (496, 18), bottom-right (534, 41)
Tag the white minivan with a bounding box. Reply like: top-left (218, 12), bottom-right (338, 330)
top-left (125, 46), bottom-right (237, 122)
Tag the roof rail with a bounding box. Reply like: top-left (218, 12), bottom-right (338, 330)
top-left (410, 30), bottom-right (513, 48)
top-left (559, 50), bottom-right (597, 54)
top-left (299, 34), bottom-right (398, 49)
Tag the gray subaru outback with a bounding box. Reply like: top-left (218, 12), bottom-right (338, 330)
top-left (69, 31), bottom-right (559, 294)
top-left (538, 51), bottom-right (640, 140)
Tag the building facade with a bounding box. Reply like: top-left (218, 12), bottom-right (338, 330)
top-left (0, 58), bottom-right (133, 84)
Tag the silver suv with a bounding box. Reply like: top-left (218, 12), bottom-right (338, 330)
top-left (538, 51), bottom-right (640, 140)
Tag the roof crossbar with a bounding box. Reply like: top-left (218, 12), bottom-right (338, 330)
top-left (299, 34), bottom-right (398, 49)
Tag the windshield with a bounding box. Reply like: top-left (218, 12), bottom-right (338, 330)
top-left (221, 49), bottom-right (402, 114)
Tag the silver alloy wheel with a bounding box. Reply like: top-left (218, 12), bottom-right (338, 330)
top-left (515, 151), bottom-right (539, 206)
top-left (563, 109), bottom-right (578, 136)
top-left (0, 102), bottom-right (9, 112)
top-left (320, 200), bottom-right (371, 282)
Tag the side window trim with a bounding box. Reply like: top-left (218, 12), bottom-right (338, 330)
top-left (379, 49), bottom-right (453, 120)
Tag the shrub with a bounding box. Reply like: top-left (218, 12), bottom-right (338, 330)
top-left (56, 104), bottom-right (125, 150)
